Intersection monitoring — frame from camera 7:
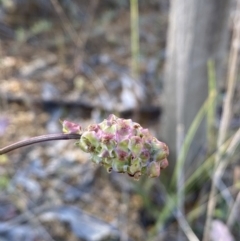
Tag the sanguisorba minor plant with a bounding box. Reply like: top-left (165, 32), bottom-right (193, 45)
top-left (0, 114), bottom-right (169, 180)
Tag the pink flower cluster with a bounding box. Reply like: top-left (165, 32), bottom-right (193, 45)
top-left (73, 114), bottom-right (169, 180)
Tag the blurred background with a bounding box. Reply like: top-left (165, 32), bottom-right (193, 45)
top-left (0, 0), bottom-right (239, 240)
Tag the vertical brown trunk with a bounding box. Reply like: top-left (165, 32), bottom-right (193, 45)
top-left (161, 0), bottom-right (230, 171)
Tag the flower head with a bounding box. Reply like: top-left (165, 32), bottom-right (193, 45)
top-left (73, 114), bottom-right (169, 180)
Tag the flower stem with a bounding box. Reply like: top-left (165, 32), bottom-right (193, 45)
top-left (0, 133), bottom-right (81, 155)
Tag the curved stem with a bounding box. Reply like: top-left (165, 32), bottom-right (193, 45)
top-left (0, 133), bottom-right (81, 155)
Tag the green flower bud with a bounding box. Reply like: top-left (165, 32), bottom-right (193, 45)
top-left (139, 149), bottom-right (150, 164)
top-left (112, 159), bottom-right (129, 173)
top-left (62, 120), bottom-right (81, 134)
top-left (115, 149), bottom-right (129, 161)
top-left (147, 161), bottom-right (160, 178)
top-left (88, 124), bottom-right (100, 133)
top-left (133, 171), bottom-right (142, 180)
top-left (137, 128), bottom-right (150, 139)
top-left (99, 149), bottom-right (110, 159)
top-left (128, 158), bottom-right (142, 175)
top-left (152, 140), bottom-right (169, 161)
top-left (91, 155), bottom-right (102, 164)
top-left (116, 119), bottom-right (132, 138)
top-left (104, 164), bottom-right (113, 173)
top-left (78, 131), bottom-right (99, 153)
top-left (160, 158), bottom-right (169, 169)
top-left (129, 136), bottom-right (143, 157)
top-left (117, 139), bottom-right (129, 153)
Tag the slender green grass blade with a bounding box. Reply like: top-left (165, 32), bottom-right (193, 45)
top-left (207, 60), bottom-right (217, 153)
top-left (130, 0), bottom-right (140, 79)
top-left (170, 95), bottom-right (216, 188)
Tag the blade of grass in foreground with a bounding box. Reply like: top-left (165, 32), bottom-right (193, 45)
top-left (171, 59), bottom-right (217, 189)
top-left (170, 92), bottom-right (216, 189)
top-left (207, 60), bottom-right (217, 154)
top-left (130, 0), bottom-right (140, 79)
top-left (148, 189), bottom-right (199, 241)
top-left (150, 135), bottom-right (235, 236)
top-left (152, 79), bottom-right (217, 235)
